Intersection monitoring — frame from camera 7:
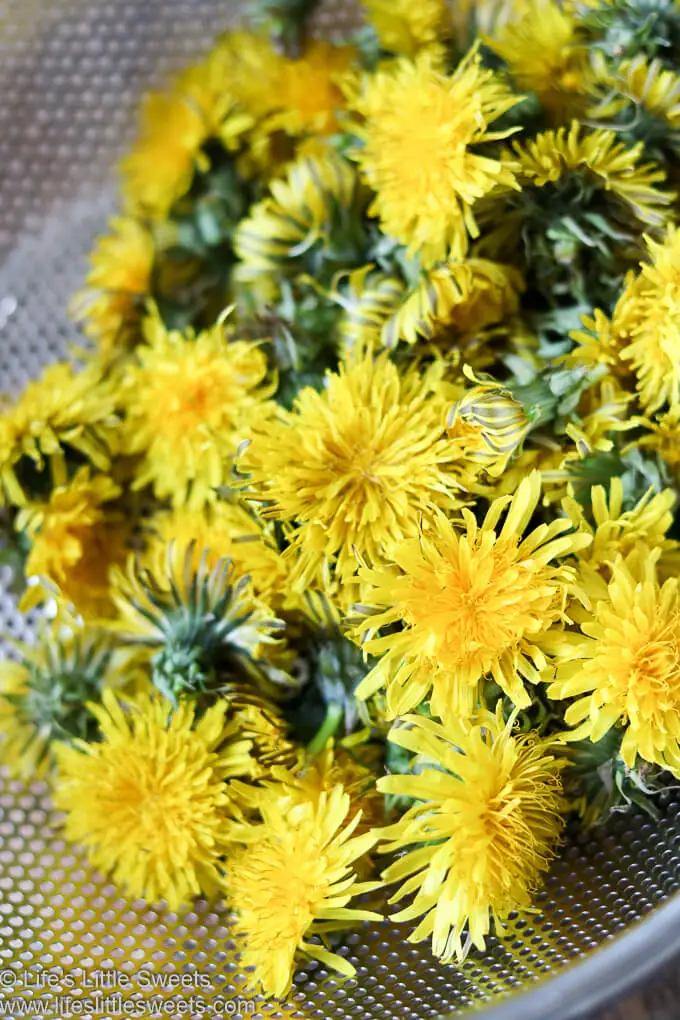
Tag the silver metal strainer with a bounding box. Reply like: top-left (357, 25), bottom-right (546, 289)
top-left (1, 3), bottom-right (680, 1018)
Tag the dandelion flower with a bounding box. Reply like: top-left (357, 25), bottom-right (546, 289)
top-left (353, 472), bottom-right (591, 718)
top-left (562, 477), bottom-right (678, 574)
top-left (17, 468), bottom-right (127, 621)
top-left (379, 259), bottom-right (524, 349)
top-left (378, 709), bottom-right (564, 960)
top-left (226, 784), bottom-right (380, 999)
top-left (267, 41), bottom-right (355, 140)
top-left (53, 690), bottom-right (253, 909)
top-left (349, 49), bottom-right (521, 265)
top-left (121, 311), bottom-right (274, 508)
top-left (120, 53), bottom-right (251, 219)
top-left (586, 53), bottom-right (680, 140)
top-left (617, 226), bottom-right (680, 413)
top-left (0, 627), bottom-right (117, 779)
top-left (548, 555), bottom-right (680, 776)
top-left (512, 122), bottom-right (672, 228)
top-left (238, 352), bottom-right (464, 592)
top-left (234, 151), bottom-right (362, 297)
top-left (364, 0), bottom-right (450, 56)
top-left (71, 217), bottom-right (154, 361)
top-left (111, 542), bottom-right (291, 704)
top-left (486, 0), bottom-right (586, 119)
top-left (146, 500), bottom-right (288, 608)
top-left (0, 361), bottom-right (119, 506)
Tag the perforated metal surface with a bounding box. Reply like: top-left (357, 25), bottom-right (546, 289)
top-left (2, 2), bottom-right (680, 1018)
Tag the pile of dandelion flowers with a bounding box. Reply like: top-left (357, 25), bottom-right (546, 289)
top-left (547, 554), bottom-right (680, 776)
top-left (121, 310), bottom-right (275, 509)
top-left (349, 49), bottom-right (521, 266)
top-left (378, 709), bottom-right (564, 961)
top-left (226, 784), bottom-right (381, 999)
top-left (238, 351), bottom-right (465, 592)
top-left (53, 690), bottom-right (254, 909)
top-left (353, 471), bottom-right (592, 719)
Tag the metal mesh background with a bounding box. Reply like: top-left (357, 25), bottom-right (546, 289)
top-left (1, 2), bottom-right (680, 1017)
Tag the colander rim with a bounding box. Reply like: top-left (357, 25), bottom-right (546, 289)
top-left (457, 888), bottom-right (680, 1019)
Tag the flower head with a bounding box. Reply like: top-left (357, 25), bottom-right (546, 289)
top-left (511, 122), bottom-right (672, 228)
top-left (225, 783), bottom-right (380, 999)
top-left (234, 151), bottom-right (363, 300)
top-left (0, 361), bottom-right (119, 507)
top-left (562, 477), bottom-right (678, 574)
top-left (17, 468), bottom-right (127, 621)
top-left (548, 554), bottom-right (680, 776)
top-left (364, 0), bottom-right (451, 56)
top-left (111, 542), bottom-right (291, 704)
top-left (486, 0), bottom-right (586, 119)
top-left (378, 709), bottom-right (564, 960)
top-left (146, 500), bottom-right (288, 609)
top-left (379, 258), bottom-right (524, 349)
top-left (353, 472), bottom-right (590, 718)
top-left (349, 50), bottom-right (521, 265)
top-left (616, 226), bottom-right (680, 413)
top-left (0, 628), bottom-right (118, 779)
top-left (70, 217), bottom-right (154, 361)
top-left (53, 690), bottom-right (254, 909)
top-left (121, 311), bottom-right (274, 508)
top-left (238, 352), bottom-right (464, 592)
top-left (120, 52), bottom-right (251, 219)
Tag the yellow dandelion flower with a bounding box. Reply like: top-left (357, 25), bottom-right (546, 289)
top-left (145, 500), bottom-right (288, 608)
top-left (234, 151), bottom-right (361, 297)
top-left (212, 31), bottom-right (284, 122)
top-left (615, 226), bottom-right (680, 412)
top-left (586, 52), bottom-right (680, 132)
top-left (0, 627), bottom-right (118, 779)
top-left (217, 33), bottom-right (353, 143)
top-left (121, 311), bottom-right (274, 509)
top-left (228, 690), bottom-right (302, 777)
top-left (485, 0), bottom-right (586, 119)
top-left (547, 555), bottom-right (680, 776)
top-left (638, 407), bottom-right (680, 481)
top-left (121, 89), bottom-right (209, 220)
top-left (17, 468), bottom-right (128, 621)
top-left (446, 375), bottom-right (531, 479)
top-left (353, 472), bottom-right (591, 718)
top-left (234, 740), bottom-right (384, 835)
top-left (332, 266), bottom-right (406, 356)
top-left (349, 49), bottom-right (521, 266)
top-left (381, 258), bottom-right (524, 348)
top-left (266, 41), bottom-right (355, 139)
top-left (225, 784), bottom-right (381, 999)
top-left (562, 477), bottom-right (678, 574)
top-left (0, 361), bottom-right (119, 507)
top-left (510, 122), bottom-right (672, 228)
top-left (364, 0), bottom-right (450, 56)
top-left (567, 303), bottom-right (632, 374)
top-left (238, 352), bottom-right (464, 592)
top-left (70, 217), bottom-right (154, 361)
top-left (121, 52), bottom-right (251, 219)
top-left (378, 709), bottom-right (564, 960)
top-left (53, 690), bottom-right (253, 909)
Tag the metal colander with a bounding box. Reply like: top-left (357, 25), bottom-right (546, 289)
top-left (1, 2), bottom-right (680, 1018)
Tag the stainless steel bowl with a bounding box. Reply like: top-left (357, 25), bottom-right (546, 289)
top-left (1, 3), bottom-right (679, 1017)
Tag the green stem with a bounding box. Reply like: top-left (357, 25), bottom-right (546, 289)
top-left (306, 702), bottom-right (343, 758)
